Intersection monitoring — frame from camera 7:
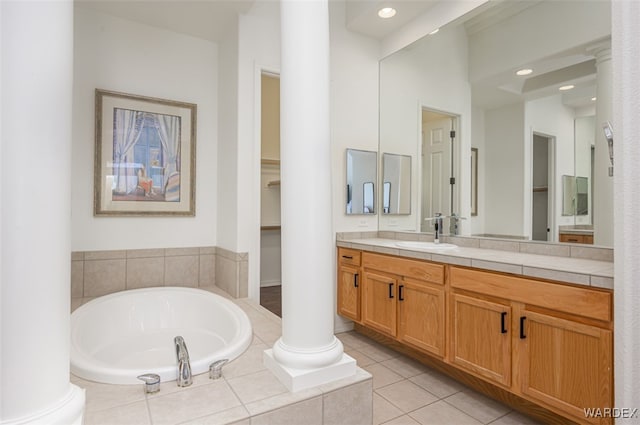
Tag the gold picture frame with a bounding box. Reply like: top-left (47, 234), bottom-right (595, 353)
top-left (94, 89), bottom-right (196, 216)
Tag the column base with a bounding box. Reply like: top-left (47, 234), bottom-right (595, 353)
top-left (1, 384), bottom-right (85, 425)
top-left (264, 349), bottom-right (356, 392)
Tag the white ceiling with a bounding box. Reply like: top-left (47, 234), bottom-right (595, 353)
top-left (76, 0), bottom-right (255, 42)
top-left (345, 0), bottom-right (441, 39)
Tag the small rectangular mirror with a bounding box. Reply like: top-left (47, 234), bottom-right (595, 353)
top-left (382, 153), bottom-right (411, 215)
top-left (346, 149), bottom-right (377, 214)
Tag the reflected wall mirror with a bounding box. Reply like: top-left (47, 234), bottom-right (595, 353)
top-left (346, 149), bottom-right (377, 215)
top-left (382, 153), bottom-right (411, 215)
top-left (378, 0), bottom-right (612, 247)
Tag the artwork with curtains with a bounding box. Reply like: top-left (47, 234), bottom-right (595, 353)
top-left (94, 89), bottom-right (196, 216)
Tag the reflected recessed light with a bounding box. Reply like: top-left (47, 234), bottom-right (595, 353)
top-left (592, 96), bottom-right (597, 101)
top-left (516, 68), bottom-right (533, 76)
top-left (378, 7), bottom-right (396, 18)
top-left (429, 28), bottom-right (440, 35)
top-left (559, 85), bottom-right (575, 91)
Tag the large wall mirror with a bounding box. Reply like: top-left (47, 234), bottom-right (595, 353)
top-left (379, 0), bottom-right (612, 247)
top-left (346, 149), bottom-right (377, 215)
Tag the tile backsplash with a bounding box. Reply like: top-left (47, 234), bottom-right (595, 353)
top-left (72, 246), bottom-right (248, 299)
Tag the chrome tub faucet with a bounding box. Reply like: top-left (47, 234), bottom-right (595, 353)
top-left (174, 336), bottom-right (192, 387)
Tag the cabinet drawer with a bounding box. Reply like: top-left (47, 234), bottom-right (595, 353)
top-left (338, 248), bottom-right (361, 266)
top-left (559, 233), bottom-right (594, 244)
top-left (450, 267), bottom-right (612, 322)
top-left (362, 252), bottom-right (444, 285)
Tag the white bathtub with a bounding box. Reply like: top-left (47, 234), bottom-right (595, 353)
top-left (70, 287), bottom-right (253, 385)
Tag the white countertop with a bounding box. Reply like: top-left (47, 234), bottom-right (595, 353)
top-left (337, 238), bottom-right (613, 290)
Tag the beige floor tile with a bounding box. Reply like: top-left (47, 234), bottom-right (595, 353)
top-left (444, 390), bottom-right (511, 424)
top-left (345, 347), bottom-right (377, 367)
top-left (357, 340), bottom-right (399, 362)
top-left (374, 393), bottom-right (404, 425)
top-left (380, 356), bottom-right (429, 378)
top-left (409, 369), bottom-right (465, 399)
top-left (382, 415), bottom-right (421, 425)
top-left (226, 370), bottom-right (288, 404)
top-left (376, 380), bottom-right (438, 413)
top-left (410, 400), bottom-right (483, 425)
top-left (488, 411), bottom-right (542, 425)
top-left (83, 400), bottom-right (150, 425)
top-left (363, 363), bottom-right (404, 389)
top-left (336, 331), bottom-right (372, 350)
top-left (147, 380), bottom-right (241, 425)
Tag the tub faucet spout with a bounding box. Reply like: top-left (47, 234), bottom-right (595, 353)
top-left (174, 336), bottom-right (192, 387)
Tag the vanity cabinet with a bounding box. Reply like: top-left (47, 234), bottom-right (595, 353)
top-left (361, 252), bottom-right (445, 357)
top-left (450, 293), bottom-right (512, 388)
top-left (337, 248), bottom-right (361, 322)
top-left (450, 266), bottom-right (612, 425)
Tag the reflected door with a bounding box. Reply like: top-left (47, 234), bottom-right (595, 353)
top-left (421, 115), bottom-right (452, 231)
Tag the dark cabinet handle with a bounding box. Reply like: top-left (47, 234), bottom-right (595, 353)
top-left (399, 285), bottom-right (404, 301)
top-left (520, 316), bottom-right (527, 339)
top-left (388, 283), bottom-right (394, 299)
top-left (354, 273), bottom-right (359, 288)
top-left (342, 255), bottom-right (353, 259)
top-left (500, 312), bottom-right (507, 334)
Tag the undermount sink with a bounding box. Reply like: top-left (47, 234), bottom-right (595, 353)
top-left (395, 241), bottom-right (458, 250)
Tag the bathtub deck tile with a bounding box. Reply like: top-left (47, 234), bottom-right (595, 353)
top-left (147, 380), bottom-right (241, 425)
top-left (222, 342), bottom-right (269, 379)
top-left (226, 370), bottom-right (288, 405)
top-left (83, 400), bottom-right (150, 425)
top-left (72, 376), bottom-right (146, 412)
top-left (180, 405), bottom-right (251, 425)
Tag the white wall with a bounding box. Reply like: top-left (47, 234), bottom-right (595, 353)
top-left (217, 17), bottom-right (240, 252)
top-left (72, 6), bottom-right (218, 251)
top-left (484, 103), bottom-right (525, 237)
top-left (379, 23), bottom-right (471, 233)
top-left (330, 1), bottom-right (380, 233)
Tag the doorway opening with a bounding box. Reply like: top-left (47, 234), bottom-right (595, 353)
top-left (420, 108), bottom-right (459, 233)
top-left (259, 72), bottom-right (282, 317)
top-left (532, 133), bottom-right (554, 242)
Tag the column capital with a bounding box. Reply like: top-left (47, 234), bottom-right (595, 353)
top-left (587, 39), bottom-right (612, 65)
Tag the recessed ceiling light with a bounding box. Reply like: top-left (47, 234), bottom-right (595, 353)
top-left (592, 96), bottom-right (597, 101)
top-left (559, 85), bottom-right (575, 91)
top-left (516, 68), bottom-right (533, 76)
top-left (378, 7), bottom-right (396, 18)
top-left (429, 28), bottom-right (440, 35)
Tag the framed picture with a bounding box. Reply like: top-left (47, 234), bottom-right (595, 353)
top-left (94, 89), bottom-right (196, 216)
top-left (471, 147), bottom-right (478, 216)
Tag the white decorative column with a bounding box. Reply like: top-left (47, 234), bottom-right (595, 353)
top-left (590, 42), bottom-right (613, 247)
top-left (613, 1), bottom-right (640, 420)
top-left (264, 0), bottom-right (355, 392)
top-left (1, 1), bottom-right (85, 424)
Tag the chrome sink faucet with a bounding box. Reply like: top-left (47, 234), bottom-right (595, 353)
top-left (424, 213), bottom-right (444, 243)
top-left (449, 213), bottom-right (467, 236)
top-left (174, 336), bottom-right (192, 387)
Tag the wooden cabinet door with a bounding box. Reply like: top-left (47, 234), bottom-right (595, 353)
top-left (337, 264), bottom-right (360, 322)
top-left (450, 293), bottom-right (512, 387)
top-left (362, 271), bottom-right (397, 337)
top-left (519, 310), bottom-right (613, 424)
top-left (398, 278), bottom-right (445, 357)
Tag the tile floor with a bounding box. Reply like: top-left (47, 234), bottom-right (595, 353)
top-left (71, 286), bottom-right (541, 425)
top-left (338, 331), bottom-right (542, 425)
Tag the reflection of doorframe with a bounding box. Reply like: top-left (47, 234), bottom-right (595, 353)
top-left (419, 106), bottom-right (460, 233)
top-left (531, 132), bottom-right (556, 242)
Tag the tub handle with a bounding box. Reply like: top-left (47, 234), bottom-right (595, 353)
top-left (209, 359), bottom-right (229, 379)
top-left (137, 373), bottom-right (161, 393)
